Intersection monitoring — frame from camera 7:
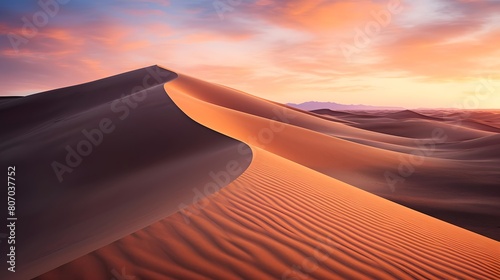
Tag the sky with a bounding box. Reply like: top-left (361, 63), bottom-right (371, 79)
top-left (1, 0), bottom-right (499, 108)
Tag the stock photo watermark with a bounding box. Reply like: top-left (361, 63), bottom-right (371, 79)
top-left (339, 0), bottom-right (403, 62)
top-left (6, 166), bottom-right (16, 273)
top-left (282, 235), bottom-right (338, 280)
top-left (110, 266), bottom-right (136, 280)
top-left (212, 0), bottom-right (243, 20)
top-left (449, 76), bottom-right (498, 126)
top-left (7, 0), bottom-right (70, 53)
top-left (384, 75), bottom-right (498, 192)
top-left (177, 159), bottom-right (245, 224)
top-left (384, 128), bottom-right (447, 192)
top-left (51, 67), bottom-right (172, 183)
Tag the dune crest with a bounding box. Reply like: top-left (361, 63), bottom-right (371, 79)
top-left (0, 66), bottom-right (252, 280)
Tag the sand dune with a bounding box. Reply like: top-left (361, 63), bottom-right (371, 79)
top-left (353, 119), bottom-right (494, 140)
top-left (159, 73), bottom-right (419, 147)
top-left (308, 109), bottom-right (357, 125)
top-left (36, 67), bottom-right (500, 279)
top-left (314, 109), bottom-right (496, 140)
top-left (384, 109), bottom-right (442, 121)
top-left (461, 120), bottom-right (500, 133)
top-left (0, 65), bottom-right (492, 279)
top-left (0, 66), bottom-right (251, 280)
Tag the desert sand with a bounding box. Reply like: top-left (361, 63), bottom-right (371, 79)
top-left (32, 66), bottom-right (499, 279)
top-left (38, 148), bottom-right (499, 279)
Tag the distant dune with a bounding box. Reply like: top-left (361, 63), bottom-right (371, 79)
top-left (3, 66), bottom-right (498, 279)
top-left (384, 109), bottom-right (442, 121)
top-left (0, 96), bottom-right (22, 104)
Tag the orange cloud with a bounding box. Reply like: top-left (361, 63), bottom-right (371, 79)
top-left (247, 0), bottom-right (390, 31)
top-left (373, 25), bottom-right (500, 80)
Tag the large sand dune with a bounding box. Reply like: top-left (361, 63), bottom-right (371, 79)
top-left (35, 66), bottom-right (500, 279)
top-left (0, 66), bottom-right (251, 280)
top-left (34, 66), bottom-right (499, 279)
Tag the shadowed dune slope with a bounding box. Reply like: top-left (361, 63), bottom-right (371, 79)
top-left (0, 66), bottom-right (251, 280)
top-left (0, 96), bottom-right (22, 105)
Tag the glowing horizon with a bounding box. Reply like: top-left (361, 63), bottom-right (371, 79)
top-left (1, 0), bottom-right (499, 108)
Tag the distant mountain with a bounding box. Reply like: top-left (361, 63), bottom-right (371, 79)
top-left (287, 101), bottom-right (405, 111)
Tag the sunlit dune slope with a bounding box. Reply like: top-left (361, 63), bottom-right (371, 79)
top-left (163, 71), bottom-right (500, 240)
top-left (163, 73), bottom-right (441, 185)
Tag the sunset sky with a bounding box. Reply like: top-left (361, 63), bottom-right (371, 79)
top-left (1, 0), bottom-right (499, 108)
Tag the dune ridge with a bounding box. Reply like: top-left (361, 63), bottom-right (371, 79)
top-left (162, 72), bottom-right (500, 240)
top-left (0, 66), bottom-right (252, 280)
